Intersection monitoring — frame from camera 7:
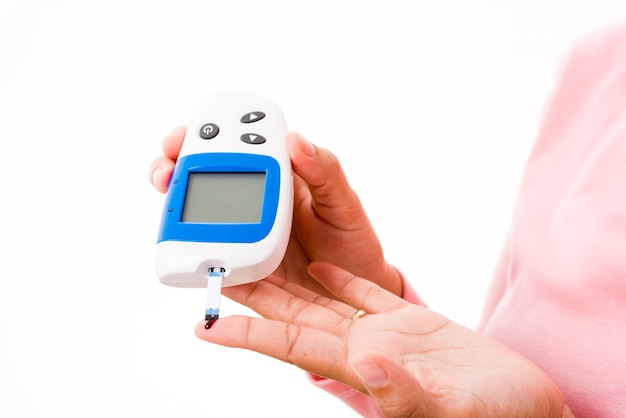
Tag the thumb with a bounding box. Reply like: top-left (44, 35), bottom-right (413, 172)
top-left (286, 132), bottom-right (365, 224)
top-left (350, 353), bottom-right (440, 418)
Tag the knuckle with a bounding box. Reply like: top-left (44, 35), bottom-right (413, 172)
top-left (283, 323), bottom-right (302, 364)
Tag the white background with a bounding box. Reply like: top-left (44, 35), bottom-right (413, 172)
top-left (1, 1), bottom-right (625, 417)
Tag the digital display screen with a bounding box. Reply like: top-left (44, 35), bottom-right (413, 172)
top-left (181, 172), bottom-right (266, 223)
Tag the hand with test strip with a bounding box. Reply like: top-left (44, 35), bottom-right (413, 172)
top-left (198, 262), bottom-right (570, 417)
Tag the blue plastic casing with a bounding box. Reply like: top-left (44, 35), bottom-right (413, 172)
top-left (157, 152), bottom-right (281, 244)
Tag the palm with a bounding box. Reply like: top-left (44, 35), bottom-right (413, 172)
top-left (201, 262), bottom-right (566, 417)
top-left (345, 307), bottom-right (558, 416)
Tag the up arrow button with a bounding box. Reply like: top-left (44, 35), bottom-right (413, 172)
top-left (241, 111), bottom-right (266, 123)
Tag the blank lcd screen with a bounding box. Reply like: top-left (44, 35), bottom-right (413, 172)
top-left (181, 172), bottom-right (266, 223)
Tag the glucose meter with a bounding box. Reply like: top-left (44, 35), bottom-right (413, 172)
top-left (156, 92), bottom-right (293, 289)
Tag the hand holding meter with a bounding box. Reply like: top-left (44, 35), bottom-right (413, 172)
top-left (156, 92), bottom-right (293, 291)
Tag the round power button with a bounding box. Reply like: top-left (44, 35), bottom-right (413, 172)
top-left (199, 123), bottom-right (219, 139)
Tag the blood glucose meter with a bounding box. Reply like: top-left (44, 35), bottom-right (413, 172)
top-left (156, 92), bottom-right (293, 289)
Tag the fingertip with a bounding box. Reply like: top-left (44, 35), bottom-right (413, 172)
top-left (287, 132), bottom-right (357, 214)
top-left (286, 131), bottom-right (316, 159)
top-left (351, 352), bottom-right (430, 417)
top-left (194, 320), bottom-right (207, 339)
top-left (162, 126), bottom-right (186, 160)
top-left (194, 318), bottom-right (222, 341)
top-left (151, 167), bottom-right (164, 189)
top-left (193, 316), bottom-right (249, 347)
top-left (152, 166), bottom-right (173, 193)
top-left (351, 354), bottom-right (389, 389)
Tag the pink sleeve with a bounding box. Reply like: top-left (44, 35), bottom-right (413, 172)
top-left (477, 233), bottom-right (511, 332)
top-left (307, 270), bottom-right (424, 418)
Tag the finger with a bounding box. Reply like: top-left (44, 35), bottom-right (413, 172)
top-left (272, 235), bottom-right (334, 297)
top-left (148, 156), bottom-right (176, 193)
top-left (148, 126), bottom-right (186, 193)
top-left (286, 132), bottom-right (367, 229)
top-left (221, 279), bottom-right (352, 331)
top-left (308, 262), bottom-right (408, 314)
top-left (350, 352), bottom-right (440, 418)
top-left (195, 316), bottom-right (352, 385)
top-left (162, 126), bottom-right (186, 160)
top-left (264, 274), bottom-right (358, 319)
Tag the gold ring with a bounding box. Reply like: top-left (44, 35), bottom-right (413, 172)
top-left (351, 309), bottom-right (367, 320)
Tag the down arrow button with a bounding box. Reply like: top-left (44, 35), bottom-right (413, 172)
top-left (241, 133), bottom-right (267, 144)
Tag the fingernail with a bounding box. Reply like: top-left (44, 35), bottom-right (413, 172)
top-left (352, 358), bottom-right (389, 388)
top-left (299, 136), bottom-right (315, 157)
top-left (152, 168), bottom-right (163, 187)
top-left (289, 133), bottom-right (315, 158)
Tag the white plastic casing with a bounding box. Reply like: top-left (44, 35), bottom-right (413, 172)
top-left (156, 92), bottom-right (293, 288)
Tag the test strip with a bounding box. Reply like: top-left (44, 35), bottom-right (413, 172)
top-left (205, 268), bottom-right (224, 329)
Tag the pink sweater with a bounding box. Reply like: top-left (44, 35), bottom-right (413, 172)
top-left (312, 22), bottom-right (626, 417)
